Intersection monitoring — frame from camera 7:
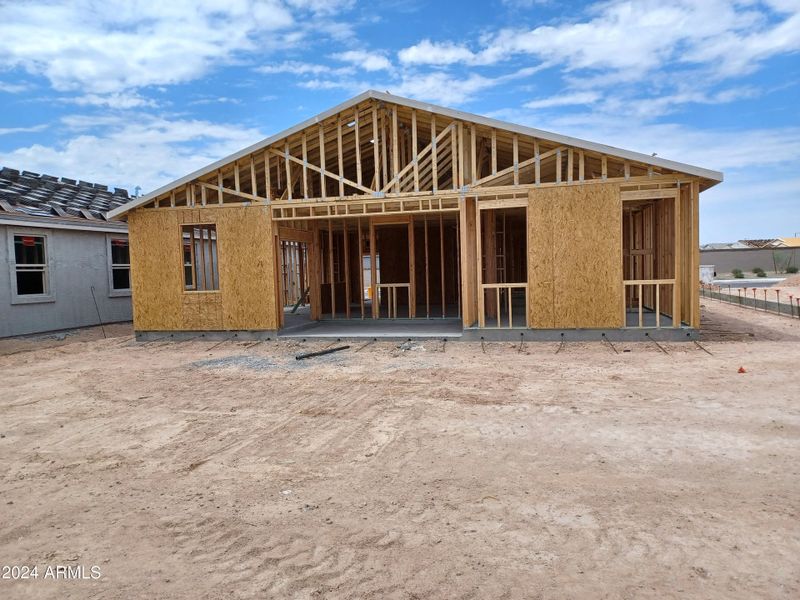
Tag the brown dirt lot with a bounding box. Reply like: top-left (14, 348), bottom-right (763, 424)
top-left (1, 302), bottom-right (799, 599)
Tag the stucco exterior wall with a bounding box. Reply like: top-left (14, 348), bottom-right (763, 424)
top-left (0, 224), bottom-right (132, 338)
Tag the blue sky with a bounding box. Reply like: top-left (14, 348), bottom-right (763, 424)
top-left (0, 0), bottom-right (798, 243)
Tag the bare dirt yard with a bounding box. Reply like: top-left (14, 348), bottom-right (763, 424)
top-left (1, 302), bottom-right (799, 599)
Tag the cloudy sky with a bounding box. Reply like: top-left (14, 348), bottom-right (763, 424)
top-left (0, 0), bottom-right (798, 242)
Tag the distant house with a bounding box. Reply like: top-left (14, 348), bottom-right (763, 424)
top-left (0, 167), bottom-right (135, 337)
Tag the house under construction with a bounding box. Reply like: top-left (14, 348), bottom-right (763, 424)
top-left (108, 91), bottom-right (723, 341)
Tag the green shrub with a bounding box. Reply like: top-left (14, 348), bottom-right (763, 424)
top-left (757, 270), bottom-right (767, 277)
top-left (752, 267), bottom-right (765, 275)
top-left (732, 268), bottom-right (744, 278)
top-left (787, 265), bottom-right (799, 274)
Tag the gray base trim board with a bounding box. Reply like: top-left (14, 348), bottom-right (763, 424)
top-left (461, 327), bottom-right (697, 342)
top-left (135, 330), bottom-right (279, 342)
top-left (135, 326), bottom-right (697, 343)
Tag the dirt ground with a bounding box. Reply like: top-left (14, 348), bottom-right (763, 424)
top-left (1, 302), bottom-right (799, 599)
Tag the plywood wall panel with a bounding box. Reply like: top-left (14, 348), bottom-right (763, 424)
top-left (127, 205), bottom-right (277, 332)
top-left (128, 210), bottom-right (184, 331)
top-left (527, 194), bottom-right (554, 328)
top-left (528, 183), bottom-right (623, 329)
top-left (213, 206), bottom-right (277, 330)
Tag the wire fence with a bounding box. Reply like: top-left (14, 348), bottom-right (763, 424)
top-left (700, 283), bottom-right (800, 319)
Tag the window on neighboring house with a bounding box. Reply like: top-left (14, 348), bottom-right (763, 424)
top-left (182, 224), bottom-right (219, 291)
top-left (109, 238), bottom-right (130, 291)
top-left (13, 234), bottom-right (48, 295)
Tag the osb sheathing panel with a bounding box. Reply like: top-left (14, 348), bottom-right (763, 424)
top-left (527, 197), bottom-right (554, 328)
top-left (528, 183), bottom-right (623, 328)
top-left (128, 206), bottom-right (277, 331)
top-left (129, 210), bottom-right (184, 330)
top-left (215, 206), bottom-right (277, 330)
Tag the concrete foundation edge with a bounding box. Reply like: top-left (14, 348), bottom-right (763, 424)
top-left (136, 327), bottom-right (698, 342)
top-left (135, 330), bottom-right (279, 342)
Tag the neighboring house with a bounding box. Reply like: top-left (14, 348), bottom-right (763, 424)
top-left (0, 167), bottom-right (134, 338)
top-left (108, 90), bottom-right (723, 341)
top-left (700, 242), bottom-right (749, 250)
top-left (700, 237), bottom-right (799, 275)
top-left (775, 237), bottom-right (800, 248)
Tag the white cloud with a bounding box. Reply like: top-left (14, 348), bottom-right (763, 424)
top-left (398, 40), bottom-right (480, 66)
top-left (524, 91), bottom-right (601, 109)
top-left (332, 50), bottom-right (392, 72)
top-left (70, 92), bottom-right (159, 109)
top-left (257, 61), bottom-right (353, 76)
top-left (0, 124), bottom-right (48, 136)
top-left (386, 65), bottom-right (547, 105)
top-left (285, 0), bottom-right (355, 15)
top-left (388, 72), bottom-right (498, 105)
top-left (0, 81), bottom-right (31, 94)
top-left (0, 114), bottom-right (264, 193)
top-left (0, 1), bottom-right (361, 94)
top-left (189, 96), bottom-right (243, 106)
top-left (396, 0), bottom-right (800, 79)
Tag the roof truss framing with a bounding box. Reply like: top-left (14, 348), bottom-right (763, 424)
top-left (139, 97), bottom-right (706, 221)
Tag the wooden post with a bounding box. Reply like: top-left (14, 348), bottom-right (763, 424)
top-left (440, 212), bottom-right (445, 318)
top-left (491, 129), bottom-right (497, 175)
top-left (673, 187), bottom-right (682, 327)
top-left (284, 143), bottom-right (292, 201)
top-left (301, 134), bottom-right (309, 199)
top-left (475, 202), bottom-right (484, 327)
top-left (691, 180), bottom-right (700, 329)
top-left (358, 218), bottom-right (365, 319)
top-left (380, 109), bottom-right (388, 189)
top-left (556, 150), bottom-right (562, 184)
top-left (372, 106), bottom-right (380, 191)
top-left (512, 134), bottom-right (519, 186)
top-left (391, 108), bottom-right (399, 192)
top-left (264, 153), bottom-right (271, 202)
top-left (343, 218), bottom-right (350, 318)
top-left (319, 125), bottom-right (326, 200)
top-left (355, 108), bottom-right (362, 187)
top-left (424, 215), bottom-right (430, 318)
top-left (337, 118), bottom-right (345, 197)
top-left (453, 124), bottom-right (460, 190)
top-left (408, 216), bottom-right (415, 318)
top-left (412, 109), bottom-right (419, 192)
top-left (567, 148), bottom-right (573, 183)
top-left (431, 114), bottom-right (438, 193)
top-left (328, 219), bottom-right (335, 318)
top-left (470, 124), bottom-right (477, 185)
top-left (370, 219), bottom-right (377, 318)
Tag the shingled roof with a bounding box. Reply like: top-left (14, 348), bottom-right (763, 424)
top-left (0, 166), bottom-right (132, 221)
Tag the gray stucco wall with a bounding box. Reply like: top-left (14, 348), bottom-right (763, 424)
top-left (700, 247), bottom-right (799, 276)
top-left (1, 224), bottom-right (132, 338)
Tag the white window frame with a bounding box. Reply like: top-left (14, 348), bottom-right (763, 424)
top-left (106, 234), bottom-right (131, 297)
top-left (8, 227), bottom-right (55, 305)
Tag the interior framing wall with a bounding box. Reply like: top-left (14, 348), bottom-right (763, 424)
top-left (128, 205), bottom-right (277, 332)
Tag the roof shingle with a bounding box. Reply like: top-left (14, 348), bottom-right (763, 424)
top-left (0, 166), bottom-right (133, 221)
